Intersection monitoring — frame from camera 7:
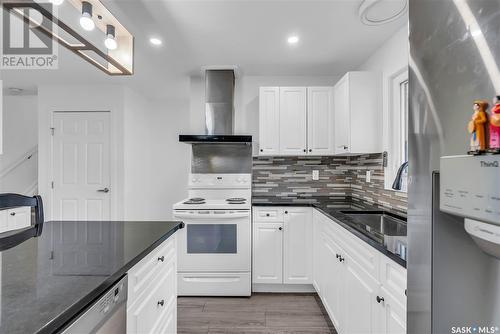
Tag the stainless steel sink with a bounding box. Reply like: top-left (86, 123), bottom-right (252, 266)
top-left (339, 210), bottom-right (408, 260)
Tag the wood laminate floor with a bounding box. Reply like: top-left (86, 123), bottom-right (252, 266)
top-left (177, 294), bottom-right (338, 334)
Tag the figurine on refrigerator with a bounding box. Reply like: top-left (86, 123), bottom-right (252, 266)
top-left (467, 100), bottom-right (488, 154)
top-left (488, 95), bottom-right (500, 153)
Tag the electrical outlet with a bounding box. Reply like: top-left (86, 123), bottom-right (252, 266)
top-left (366, 170), bottom-right (371, 183)
top-left (312, 170), bottom-right (319, 181)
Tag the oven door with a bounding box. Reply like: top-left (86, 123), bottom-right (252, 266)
top-left (173, 210), bottom-right (251, 272)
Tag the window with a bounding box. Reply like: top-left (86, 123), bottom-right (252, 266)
top-left (386, 68), bottom-right (409, 191)
top-left (400, 79), bottom-right (409, 163)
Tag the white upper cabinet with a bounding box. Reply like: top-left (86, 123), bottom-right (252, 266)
top-left (279, 87), bottom-right (307, 155)
top-left (258, 87), bottom-right (280, 155)
top-left (258, 86), bottom-right (334, 156)
top-left (307, 87), bottom-right (335, 155)
top-left (334, 72), bottom-right (382, 154)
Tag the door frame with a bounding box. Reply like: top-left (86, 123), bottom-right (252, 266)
top-left (48, 110), bottom-right (118, 221)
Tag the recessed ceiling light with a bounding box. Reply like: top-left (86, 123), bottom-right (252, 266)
top-left (287, 35), bottom-right (299, 45)
top-left (149, 37), bottom-right (162, 46)
top-left (49, 0), bottom-right (65, 5)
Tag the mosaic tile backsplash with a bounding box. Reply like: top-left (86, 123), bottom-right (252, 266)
top-left (252, 153), bottom-right (408, 212)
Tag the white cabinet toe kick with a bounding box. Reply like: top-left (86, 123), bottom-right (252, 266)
top-left (177, 272), bottom-right (251, 296)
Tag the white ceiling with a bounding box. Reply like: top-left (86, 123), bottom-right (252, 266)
top-left (1, 0), bottom-right (407, 99)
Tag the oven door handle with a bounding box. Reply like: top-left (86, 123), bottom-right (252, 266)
top-left (173, 212), bottom-right (250, 219)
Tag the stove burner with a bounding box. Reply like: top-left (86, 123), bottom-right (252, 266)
top-left (226, 198), bottom-right (246, 202)
top-left (183, 197), bottom-right (206, 205)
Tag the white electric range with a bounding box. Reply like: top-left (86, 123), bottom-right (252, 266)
top-left (173, 173), bottom-right (251, 296)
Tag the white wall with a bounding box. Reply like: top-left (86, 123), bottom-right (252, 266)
top-left (0, 94), bottom-right (38, 194)
top-left (123, 88), bottom-right (190, 220)
top-left (189, 75), bottom-right (340, 155)
top-left (357, 25), bottom-right (408, 188)
top-left (37, 84), bottom-right (190, 221)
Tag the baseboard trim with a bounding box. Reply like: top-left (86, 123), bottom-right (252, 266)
top-left (252, 283), bottom-right (316, 293)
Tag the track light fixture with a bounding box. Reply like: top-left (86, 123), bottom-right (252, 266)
top-left (80, 1), bottom-right (95, 31)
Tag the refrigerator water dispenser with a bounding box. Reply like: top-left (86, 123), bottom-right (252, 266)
top-left (440, 155), bottom-right (500, 259)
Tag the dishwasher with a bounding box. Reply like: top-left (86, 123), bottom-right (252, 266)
top-left (61, 275), bottom-right (127, 334)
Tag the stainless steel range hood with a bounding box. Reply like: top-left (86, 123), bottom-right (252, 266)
top-left (180, 69), bottom-right (251, 144)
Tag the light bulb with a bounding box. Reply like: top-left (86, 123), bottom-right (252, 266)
top-left (105, 36), bottom-right (117, 50)
top-left (80, 14), bottom-right (95, 31)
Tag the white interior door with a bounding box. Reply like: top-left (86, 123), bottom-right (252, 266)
top-left (52, 112), bottom-right (111, 221)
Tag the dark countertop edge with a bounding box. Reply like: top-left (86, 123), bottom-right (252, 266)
top-left (37, 221), bottom-right (184, 334)
top-left (252, 202), bottom-right (407, 268)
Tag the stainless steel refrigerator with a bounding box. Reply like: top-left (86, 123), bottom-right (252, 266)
top-left (408, 1), bottom-right (500, 333)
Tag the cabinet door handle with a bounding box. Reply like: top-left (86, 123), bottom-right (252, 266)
top-left (10, 212), bottom-right (16, 216)
top-left (278, 227), bottom-right (283, 231)
top-left (157, 256), bottom-right (165, 262)
top-left (376, 296), bottom-right (385, 303)
top-left (157, 300), bottom-right (165, 307)
top-left (336, 254), bottom-right (340, 259)
top-left (337, 145), bottom-right (348, 149)
top-left (97, 187), bottom-right (110, 193)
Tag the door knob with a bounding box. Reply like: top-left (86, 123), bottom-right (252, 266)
top-left (97, 188), bottom-right (110, 193)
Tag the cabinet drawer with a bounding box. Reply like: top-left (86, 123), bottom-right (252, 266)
top-left (127, 259), bottom-right (176, 334)
top-left (178, 272), bottom-right (251, 296)
top-left (380, 255), bottom-right (407, 304)
top-left (128, 235), bottom-right (176, 305)
top-left (253, 207), bottom-right (283, 222)
top-left (317, 209), bottom-right (380, 280)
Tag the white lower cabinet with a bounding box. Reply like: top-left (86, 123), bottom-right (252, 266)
top-left (313, 209), bottom-right (407, 334)
top-left (0, 206), bottom-right (31, 233)
top-left (253, 222), bottom-right (283, 284)
top-left (127, 234), bottom-right (177, 334)
top-left (283, 207), bottom-right (313, 284)
top-left (252, 207), bottom-right (312, 287)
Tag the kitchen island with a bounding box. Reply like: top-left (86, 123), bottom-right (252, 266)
top-left (0, 220), bottom-right (183, 334)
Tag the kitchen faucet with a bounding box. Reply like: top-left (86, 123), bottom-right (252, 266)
top-left (392, 161), bottom-right (409, 191)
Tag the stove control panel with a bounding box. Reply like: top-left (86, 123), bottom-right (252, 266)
top-left (440, 155), bottom-right (500, 226)
top-left (189, 174), bottom-right (251, 188)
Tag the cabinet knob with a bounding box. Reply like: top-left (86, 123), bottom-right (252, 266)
top-left (309, 149), bottom-right (312, 152)
top-left (157, 300), bottom-right (165, 307)
top-left (10, 212), bottom-right (16, 216)
top-left (284, 211), bottom-right (288, 214)
top-left (303, 149), bottom-right (306, 152)
top-left (376, 296), bottom-right (385, 303)
top-left (278, 227), bottom-right (283, 231)
top-left (266, 213), bottom-right (270, 217)
top-left (336, 254), bottom-right (340, 259)
top-left (260, 149), bottom-right (263, 152)
top-left (339, 256), bottom-right (345, 263)
top-left (157, 256), bottom-right (165, 262)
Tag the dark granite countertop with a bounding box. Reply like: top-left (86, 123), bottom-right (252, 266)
top-left (0, 220), bottom-right (183, 334)
top-left (253, 196), bottom-right (407, 268)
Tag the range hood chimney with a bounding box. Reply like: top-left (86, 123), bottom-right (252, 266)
top-left (179, 69), bottom-right (252, 144)
top-left (205, 69), bottom-right (234, 135)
